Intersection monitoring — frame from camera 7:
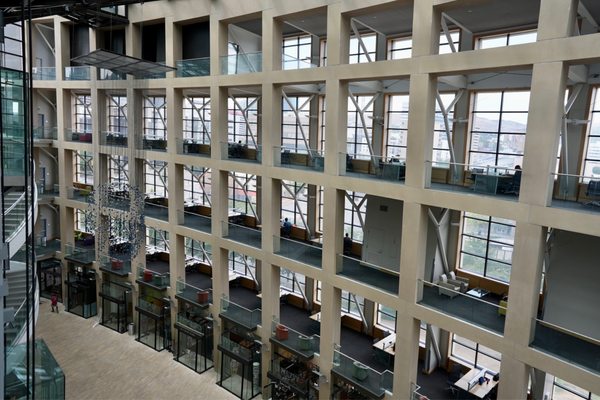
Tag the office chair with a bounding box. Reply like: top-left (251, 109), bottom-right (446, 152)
top-left (506, 170), bottom-right (522, 195)
top-left (585, 180), bottom-right (600, 207)
top-left (445, 364), bottom-right (463, 399)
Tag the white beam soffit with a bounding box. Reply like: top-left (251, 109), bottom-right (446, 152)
top-left (71, 49), bottom-right (176, 78)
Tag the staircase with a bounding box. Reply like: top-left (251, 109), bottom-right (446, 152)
top-left (3, 190), bottom-right (27, 240)
top-left (4, 263), bottom-right (36, 347)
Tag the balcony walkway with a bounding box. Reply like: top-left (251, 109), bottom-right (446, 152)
top-left (35, 299), bottom-right (236, 400)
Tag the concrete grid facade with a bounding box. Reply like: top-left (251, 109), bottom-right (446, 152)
top-left (30, 0), bottom-right (600, 399)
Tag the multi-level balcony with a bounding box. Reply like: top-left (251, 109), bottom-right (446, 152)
top-left (219, 296), bottom-right (261, 331)
top-left (274, 146), bottom-right (324, 172)
top-left (274, 235), bottom-right (322, 269)
top-left (64, 66), bottom-right (91, 80)
top-left (331, 348), bottom-right (393, 399)
top-left (343, 154), bottom-right (406, 183)
top-left (221, 52), bottom-right (262, 75)
top-left (417, 279), bottom-right (506, 335)
top-left (176, 57), bottom-right (210, 77)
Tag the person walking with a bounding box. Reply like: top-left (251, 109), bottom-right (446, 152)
top-left (51, 292), bottom-right (59, 313)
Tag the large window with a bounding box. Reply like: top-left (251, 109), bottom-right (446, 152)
top-left (451, 334), bottom-right (501, 374)
top-left (281, 180), bottom-right (308, 227)
top-left (280, 269), bottom-right (306, 297)
top-left (145, 161), bottom-right (168, 196)
top-left (185, 237), bottom-right (211, 264)
top-left (108, 95), bottom-right (127, 134)
top-left (282, 96), bottom-right (311, 150)
top-left (387, 31), bottom-right (460, 59)
top-left (376, 304), bottom-right (396, 330)
top-left (582, 87), bottom-right (600, 181)
top-left (477, 29), bottom-right (537, 50)
top-left (143, 96), bottom-right (166, 139)
top-left (228, 96), bottom-right (259, 145)
top-left (552, 377), bottom-right (599, 400)
top-left (228, 251), bottom-right (256, 279)
top-left (74, 94), bottom-right (92, 133)
top-left (459, 212), bottom-right (515, 282)
top-left (228, 172), bottom-right (257, 215)
top-left (108, 156), bottom-right (128, 185)
top-left (183, 166), bottom-right (211, 205)
top-left (341, 290), bottom-right (364, 318)
top-left (183, 96), bottom-right (211, 143)
top-left (469, 90), bottom-right (529, 168)
top-left (344, 192), bottom-right (366, 243)
top-left (282, 34), bottom-right (312, 69)
top-left (347, 95), bottom-right (374, 158)
top-left (75, 209), bottom-right (93, 233)
top-left (146, 227), bottom-right (169, 251)
top-left (432, 93), bottom-right (457, 166)
top-left (74, 151), bottom-right (93, 185)
top-left (349, 33), bottom-right (376, 64)
top-left (385, 94), bottom-right (410, 159)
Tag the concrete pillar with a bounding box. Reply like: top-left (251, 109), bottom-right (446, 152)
top-left (325, 3), bottom-right (348, 67)
top-left (411, 0), bottom-right (440, 57)
top-left (405, 74), bottom-right (436, 188)
top-left (520, 62), bottom-right (567, 206)
top-left (261, 83), bottom-right (281, 167)
top-left (262, 9), bottom-right (281, 73)
top-left (209, 12), bottom-right (228, 77)
top-left (324, 79), bottom-right (348, 176)
top-left (318, 284), bottom-right (341, 400)
top-left (537, 0), bottom-right (578, 40)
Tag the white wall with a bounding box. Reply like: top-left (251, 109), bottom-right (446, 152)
top-left (228, 24), bottom-right (262, 53)
top-left (362, 195), bottom-right (402, 271)
top-left (544, 229), bottom-right (600, 340)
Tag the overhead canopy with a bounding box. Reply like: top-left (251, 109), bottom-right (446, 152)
top-left (71, 49), bottom-right (176, 78)
top-left (0, 0), bottom-right (160, 27)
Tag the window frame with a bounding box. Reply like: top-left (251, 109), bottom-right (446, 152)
top-left (73, 150), bottom-right (93, 185)
top-left (183, 96), bottom-right (211, 144)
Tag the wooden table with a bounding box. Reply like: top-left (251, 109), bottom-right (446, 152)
top-left (454, 368), bottom-right (498, 399)
top-left (372, 333), bottom-right (396, 356)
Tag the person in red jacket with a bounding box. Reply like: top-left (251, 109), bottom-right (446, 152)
top-left (50, 292), bottom-right (59, 313)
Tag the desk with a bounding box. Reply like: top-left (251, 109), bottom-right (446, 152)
top-left (473, 173), bottom-right (512, 194)
top-left (372, 333), bottom-right (396, 356)
top-left (380, 162), bottom-right (405, 181)
top-left (454, 368), bottom-right (498, 399)
top-left (466, 288), bottom-right (490, 298)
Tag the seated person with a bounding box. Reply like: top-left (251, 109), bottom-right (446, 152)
top-left (343, 233), bottom-right (353, 255)
top-left (281, 217), bottom-right (292, 238)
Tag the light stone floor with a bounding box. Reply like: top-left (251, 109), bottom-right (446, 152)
top-left (36, 299), bottom-right (237, 400)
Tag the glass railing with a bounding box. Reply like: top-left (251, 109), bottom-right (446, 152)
top-left (66, 185), bottom-right (93, 201)
top-left (176, 57), bottom-right (211, 77)
top-left (141, 135), bottom-right (167, 151)
top-left (337, 254), bottom-right (399, 294)
top-left (220, 296), bottom-right (261, 329)
top-left (32, 126), bottom-right (58, 140)
top-left (64, 128), bottom-right (93, 143)
top-left (137, 297), bottom-right (166, 315)
top-left (177, 313), bottom-right (207, 333)
top-left (282, 54), bottom-right (318, 70)
top-left (102, 131), bottom-right (128, 147)
top-left (64, 66), bottom-right (91, 80)
top-left (342, 153), bottom-right (406, 182)
top-left (223, 221), bottom-right (261, 248)
top-left (136, 266), bottom-right (170, 289)
top-left (31, 66), bottom-right (56, 80)
top-left (222, 141), bottom-right (262, 163)
top-left (179, 209), bottom-right (212, 233)
top-left (144, 200), bottom-right (169, 221)
top-left (5, 340), bottom-right (65, 400)
top-left (221, 52), bottom-right (262, 75)
top-left (220, 333), bottom-right (254, 360)
top-left (417, 279), bottom-right (506, 335)
top-left (98, 254), bottom-right (131, 275)
top-left (64, 243), bottom-right (95, 264)
top-left (551, 172), bottom-right (600, 211)
top-left (99, 68), bottom-right (126, 80)
top-left (531, 319), bottom-right (600, 375)
top-left (176, 279), bottom-right (212, 306)
top-left (332, 349), bottom-right (393, 397)
top-left (271, 321), bottom-right (320, 357)
top-left (274, 235), bottom-right (322, 269)
top-left (100, 281), bottom-right (130, 299)
top-left (425, 160), bottom-right (522, 197)
top-left (274, 145), bottom-right (324, 171)
top-left (178, 138), bottom-right (211, 156)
